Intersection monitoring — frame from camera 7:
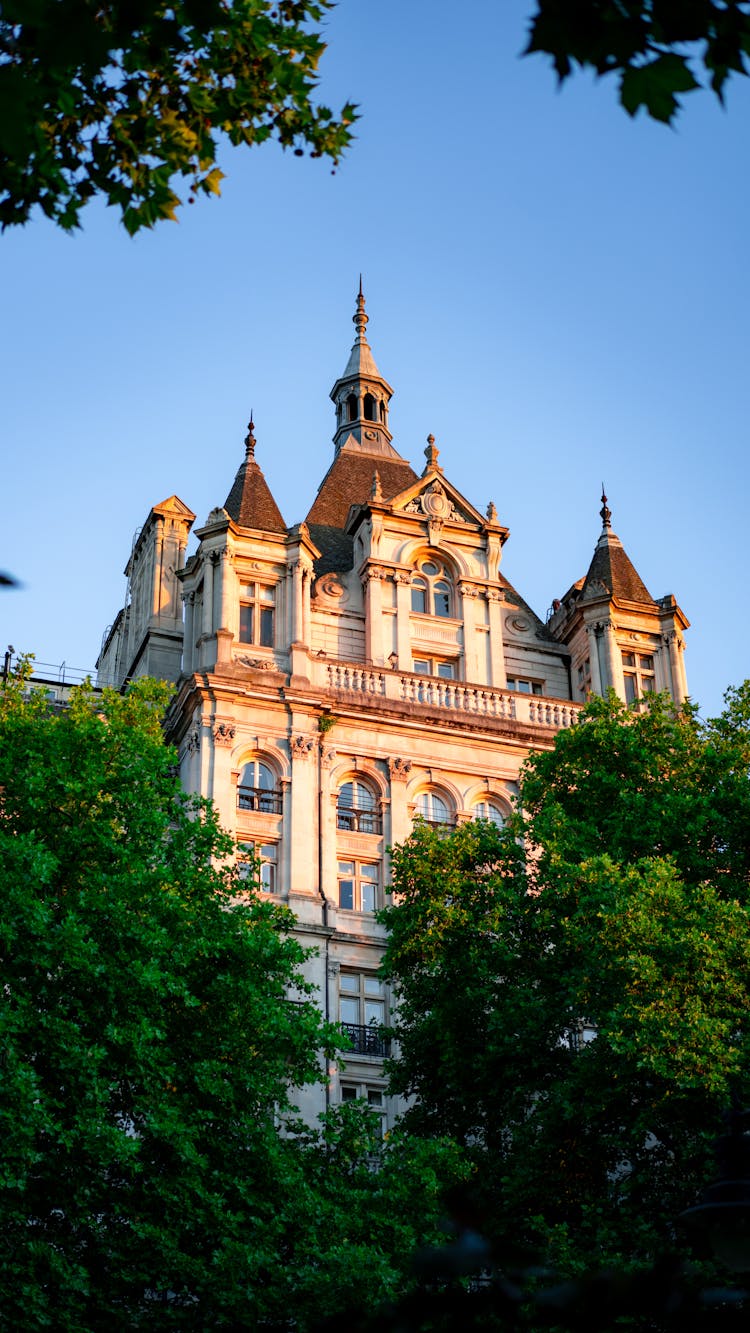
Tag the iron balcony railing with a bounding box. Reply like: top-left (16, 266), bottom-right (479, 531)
top-left (341, 1022), bottom-right (390, 1058)
top-left (336, 808), bottom-right (383, 835)
top-left (237, 785), bottom-right (283, 814)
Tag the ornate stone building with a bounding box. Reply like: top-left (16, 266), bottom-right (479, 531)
top-left (97, 288), bottom-right (689, 1127)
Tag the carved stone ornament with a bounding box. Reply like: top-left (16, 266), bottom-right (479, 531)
top-left (459, 582), bottom-right (479, 599)
top-left (393, 570), bottom-right (411, 585)
top-left (504, 613), bottom-right (529, 634)
top-left (290, 735), bottom-right (315, 760)
top-left (321, 746), bottom-right (337, 768)
top-left (184, 728), bottom-right (200, 756)
top-left (427, 518), bottom-right (444, 546)
top-left (388, 757), bottom-right (412, 781)
top-left (364, 564), bottom-right (388, 583)
top-left (237, 655), bottom-right (278, 671)
top-left (485, 588), bottom-right (503, 603)
top-left (213, 722), bottom-right (236, 747)
top-left (315, 572), bottom-right (347, 604)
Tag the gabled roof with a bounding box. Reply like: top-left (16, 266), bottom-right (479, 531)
top-left (223, 421), bottom-right (286, 534)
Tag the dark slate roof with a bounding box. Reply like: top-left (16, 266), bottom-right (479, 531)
top-left (224, 456), bottom-right (286, 533)
top-left (581, 533), bottom-right (656, 606)
top-left (306, 451), bottom-right (418, 573)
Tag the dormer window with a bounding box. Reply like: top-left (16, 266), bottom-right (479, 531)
top-left (410, 559), bottom-right (453, 617)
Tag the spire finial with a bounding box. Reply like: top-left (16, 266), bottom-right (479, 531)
top-left (244, 414), bottom-right (256, 460)
top-left (371, 469), bottom-right (383, 502)
top-left (600, 485), bottom-right (611, 531)
top-left (353, 279), bottom-right (369, 342)
top-left (424, 433), bottom-right (440, 471)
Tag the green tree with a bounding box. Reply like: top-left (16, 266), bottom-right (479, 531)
top-left (526, 0), bottom-right (750, 123)
top-left (0, 0), bottom-right (355, 233)
top-left (381, 690), bottom-right (750, 1285)
top-left (0, 668), bottom-right (468, 1328)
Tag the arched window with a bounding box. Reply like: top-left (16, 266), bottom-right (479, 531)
top-left (363, 392), bottom-right (377, 421)
top-left (238, 760), bottom-right (282, 814)
top-left (410, 558), bottom-right (454, 618)
top-left (346, 392), bottom-right (357, 422)
top-left (415, 790), bottom-right (452, 829)
top-left (472, 800), bottom-right (506, 828)
top-left (337, 779), bottom-right (382, 834)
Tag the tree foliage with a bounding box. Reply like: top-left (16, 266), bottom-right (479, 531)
top-left (527, 0), bottom-right (750, 122)
top-left (381, 690), bottom-right (750, 1284)
top-left (0, 0), bottom-right (356, 233)
top-left (0, 668), bottom-right (462, 1329)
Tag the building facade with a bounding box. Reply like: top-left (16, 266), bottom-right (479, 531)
top-left (97, 289), bottom-right (689, 1127)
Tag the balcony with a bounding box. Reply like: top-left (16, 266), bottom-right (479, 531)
top-left (341, 1022), bottom-right (390, 1058)
top-left (336, 808), bottom-right (383, 835)
top-left (238, 785), bottom-right (283, 814)
top-left (315, 659), bottom-right (583, 730)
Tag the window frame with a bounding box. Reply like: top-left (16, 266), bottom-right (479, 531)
top-left (336, 778), bottom-right (382, 835)
top-left (506, 676), bottom-right (543, 696)
top-left (622, 651), bottom-right (656, 703)
top-left (410, 558), bottom-right (455, 619)
top-left (239, 581), bottom-right (276, 648)
top-left (472, 799), bottom-right (506, 828)
top-left (237, 759), bottom-right (282, 814)
top-left (337, 858), bottom-right (381, 913)
top-left (414, 790), bottom-right (454, 830)
top-left (237, 840), bottom-right (279, 893)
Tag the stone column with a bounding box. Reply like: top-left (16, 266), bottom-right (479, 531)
top-left (665, 631), bottom-right (688, 703)
top-left (364, 566), bottom-right (385, 665)
top-left (394, 572), bottom-right (412, 670)
top-left (387, 758), bottom-right (413, 850)
top-left (459, 582), bottom-right (478, 683)
top-left (182, 592), bottom-right (194, 675)
top-left (486, 589), bottom-right (506, 688)
top-left (600, 619), bottom-right (624, 697)
top-left (586, 623), bottom-right (603, 695)
top-left (202, 554), bottom-right (214, 639)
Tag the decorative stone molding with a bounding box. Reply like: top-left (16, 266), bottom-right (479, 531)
top-left (458, 582), bottom-right (480, 599)
top-left (213, 722), bottom-right (235, 747)
top-left (314, 572), bottom-right (347, 605)
top-left (485, 588), bottom-right (503, 603)
top-left (321, 746), bottom-right (337, 768)
top-left (363, 564), bottom-right (389, 583)
top-left (237, 655), bottom-right (278, 671)
top-left (290, 735), bottom-right (315, 760)
top-left (505, 613), bottom-right (529, 634)
top-left (183, 728), bottom-right (200, 756)
top-left (393, 570), bottom-right (411, 585)
top-left (388, 757), bottom-right (412, 781)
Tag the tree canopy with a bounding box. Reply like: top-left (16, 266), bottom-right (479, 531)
top-left (381, 689), bottom-right (750, 1292)
top-left (0, 0), bottom-right (355, 233)
top-left (0, 668), bottom-right (462, 1329)
top-left (527, 0), bottom-right (750, 122)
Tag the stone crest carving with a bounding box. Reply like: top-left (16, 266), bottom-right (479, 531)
top-left (184, 728), bottom-right (200, 756)
top-left (290, 735), bottom-right (315, 759)
top-left (388, 757), bottom-right (412, 781)
top-left (213, 722), bottom-right (235, 747)
top-left (403, 481), bottom-right (470, 526)
top-left (315, 572), bottom-right (348, 605)
top-left (505, 614), bottom-right (529, 634)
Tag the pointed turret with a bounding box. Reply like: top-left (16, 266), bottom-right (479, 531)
top-left (329, 282), bottom-right (399, 458)
top-left (580, 490), bottom-right (656, 607)
top-left (223, 418), bottom-right (286, 533)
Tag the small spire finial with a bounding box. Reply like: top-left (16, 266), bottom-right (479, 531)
top-left (424, 434), bottom-right (439, 471)
top-left (353, 279), bottom-right (368, 341)
top-left (371, 470), bottom-right (383, 502)
top-left (600, 485), bottom-right (611, 531)
top-left (486, 500), bottom-right (498, 523)
top-left (244, 414), bottom-right (256, 459)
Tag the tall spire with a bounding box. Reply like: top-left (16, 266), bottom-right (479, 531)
top-left (223, 415), bottom-right (286, 533)
top-left (329, 283), bottom-right (397, 458)
top-left (581, 492), bottom-right (656, 606)
top-left (600, 485), bottom-right (612, 532)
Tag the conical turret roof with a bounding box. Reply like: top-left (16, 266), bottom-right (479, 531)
top-left (581, 492), bottom-right (656, 606)
top-left (223, 419), bottom-right (286, 533)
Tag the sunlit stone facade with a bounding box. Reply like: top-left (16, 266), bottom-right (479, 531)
top-left (97, 289), bottom-right (689, 1128)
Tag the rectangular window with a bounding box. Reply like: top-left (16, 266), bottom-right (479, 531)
top-left (622, 652), bottom-right (656, 702)
top-left (506, 676), bottom-right (543, 695)
top-left (413, 657), bottom-right (456, 679)
top-left (340, 1082), bottom-right (387, 1136)
top-left (237, 841), bottom-right (278, 892)
top-left (239, 583), bottom-right (275, 647)
top-left (338, 860), bottom-right (380, 912)
top-left (339, 973), bottom-right (388, 1058)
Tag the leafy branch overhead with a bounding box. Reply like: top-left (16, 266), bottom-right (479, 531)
top-left (0, 0), bottom-right (356, 233)
top-left (527, 0), bottom-right (750, 122)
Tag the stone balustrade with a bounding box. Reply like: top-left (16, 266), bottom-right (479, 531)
top-left (316, 659), bottom-right (582, 730)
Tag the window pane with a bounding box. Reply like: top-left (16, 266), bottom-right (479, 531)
top-left (437, 662), bottom-right (454, 679)
top-left (624, 674), bottom-right (637, 703)
top-left (364, 976), bottom-right (383, 996)
top-left (340, 974), bottom-right (359, 993)
top-left (413, 659), bottom-right (430, 674)
top-left (361, 881), bottom-right (377, 912)
top-left (434, 582), bottom-right (451, 617)
top-left (259, 607), bottom-right (274, 647)
top-left (340, 998), bottom-right (359, 1024)
top-left (260, 585), bottom-right (275, 603)
top-left (239, 604), bottom-right (254, 643)
top-left (340, 1084), bottom-right (357, 1101)
top-left (639, 656), bottom-right (654, 671)
top-left (367, 1089), bottom-right (384, 1107)
top-left (339, 879), bottom-right (354, 910)
top-left (622, 652), bottom-right (635, 667)
top-left (411, 581), bottom-right (427, 614)
top-left (364, 999), bottom-right (384, 1025)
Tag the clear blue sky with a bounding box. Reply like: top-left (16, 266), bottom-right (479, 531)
top-left (3, 1), bottom-right (748, 717)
